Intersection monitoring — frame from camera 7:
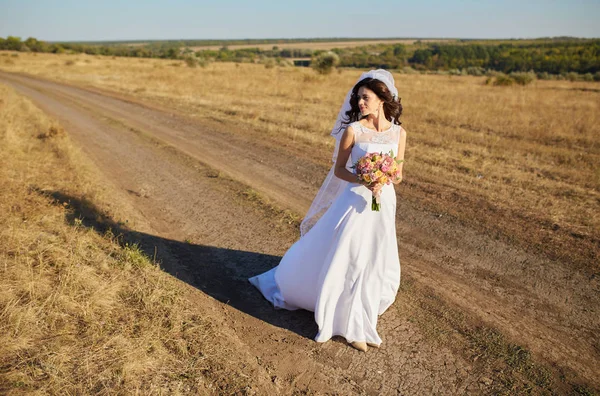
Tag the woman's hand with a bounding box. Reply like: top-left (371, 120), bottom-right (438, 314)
top-left (359, 179), bottom-right (383, 194)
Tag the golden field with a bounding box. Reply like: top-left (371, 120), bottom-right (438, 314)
top-left (0, 83), bottom-right (276, 393)
top-left (1, 51), bottom-right (599, 393)
top-left (1, 51), bottom-right (597, 270)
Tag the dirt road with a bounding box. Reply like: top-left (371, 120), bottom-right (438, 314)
top-left (1, 71), bottom-right (597, 394)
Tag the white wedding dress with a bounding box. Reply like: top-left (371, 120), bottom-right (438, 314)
top-left (249, 121), bottom-right (402, 346)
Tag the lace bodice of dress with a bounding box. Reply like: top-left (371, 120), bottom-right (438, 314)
top-left (349, 121), bottom-right (401, 164)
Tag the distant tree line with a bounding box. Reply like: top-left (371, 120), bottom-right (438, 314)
top-left (406, 41), bottom-right (600, 74)
top-left (332, 40), bottom-right (600, 74)
top-left (2, 36), bottom-right (599, 76)
top-left (0, 36), bottom-right (186, 58)
top-left (70, 37), bottom-right (400, 47)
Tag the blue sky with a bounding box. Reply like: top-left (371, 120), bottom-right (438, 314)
top-left (1, 0), bottom-right (598, 41)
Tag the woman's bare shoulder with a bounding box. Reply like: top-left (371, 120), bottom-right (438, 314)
top-left (343, 124), bottom-right (357, 136)
top-left (339, 124), bottom-right (357, 146)
top-left (398, 125), bottom-right (408, 137)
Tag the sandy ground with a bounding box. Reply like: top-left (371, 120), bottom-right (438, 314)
top-left (1, 71), bottom-right (597, 394)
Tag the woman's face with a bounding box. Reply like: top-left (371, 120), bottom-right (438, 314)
top-left (357, 86), bottom-right (382, 117)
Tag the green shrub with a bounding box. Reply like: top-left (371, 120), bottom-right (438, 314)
top-left (594, 72), bottom-right (600, 82)
top-left (263, 58), bottom-right (275, 69)
top-left (536, 72), bottom-right (554, 80)
top-left (466, 66), bottom-right (485, 76)
top-left (493, 74), bottom-right (514, 86)
top-left (566, 72), bottom-right (580, 82)
top-left (312, 51), bottom-right (340, 75)
top-left (510, 71), bottom-right (536, 85)
top-left (582, 73), bottom-right (594, 82)
top-left (399, 66), bottom-right (418, 74)
top-left (184, 56), bottom-right (208, 68)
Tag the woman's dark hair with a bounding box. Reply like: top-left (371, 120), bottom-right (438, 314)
top-left (340, 77), bottom-right (402, 131)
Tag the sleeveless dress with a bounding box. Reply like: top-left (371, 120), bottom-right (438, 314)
top-left (249, 121), bottom-right (402, 346)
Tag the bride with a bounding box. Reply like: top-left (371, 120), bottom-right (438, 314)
top-left (249, 69), bottom-right (407, 352)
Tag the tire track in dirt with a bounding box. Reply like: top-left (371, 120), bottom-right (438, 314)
top-left (0, 73), bottom-right (314, 216)
top-left (1, 71), bottom-right (597, 391)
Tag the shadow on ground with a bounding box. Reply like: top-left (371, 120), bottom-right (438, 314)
top-left (36, 187), bottom-right (318, 340)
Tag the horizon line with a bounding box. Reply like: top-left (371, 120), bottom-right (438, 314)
top-left (23, 35), bottom-right (599, 44)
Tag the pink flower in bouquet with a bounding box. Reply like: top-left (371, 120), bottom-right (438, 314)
top-left (352, 150), bottom-right (404, 211)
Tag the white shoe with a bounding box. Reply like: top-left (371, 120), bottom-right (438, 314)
top-left (350, 341), bottom-right (368, 352)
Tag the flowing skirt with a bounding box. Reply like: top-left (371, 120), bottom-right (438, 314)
top-left (249, 182), bottom-right (400, 345)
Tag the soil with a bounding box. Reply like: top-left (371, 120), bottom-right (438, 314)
top-left (1, 71), bottom-right (598, 394)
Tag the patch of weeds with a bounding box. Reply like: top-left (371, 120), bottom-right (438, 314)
top-left (37, 125), bottom-right (64, 140)
top-left (469, 326), bottom-right (506, 360)
top-left (532, 366), bottom-right (553, 389)
top-left (280, 209), bottom-right (301, 226)
top-left (120, 242), bottom-right (153, 269)
top-left (239, 188), bottom-right (301, 229)
top-left (73, 217), bottom-right (84, 228)
top-left (411, 284), bottom-right (564, 394)
top-left (241, 188), bottom-right (261, 202)
top-left (206, 170), bottom-right (221, 178)
top-left (505, 345), bottom-right (531, 370)
top-left (573, 384), bottom-right (598, 396)
top-left (467, 325), bottom-right (556, 391)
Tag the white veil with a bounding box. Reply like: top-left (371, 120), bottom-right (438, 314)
top-left (299, 69), bottom-right (399, 236)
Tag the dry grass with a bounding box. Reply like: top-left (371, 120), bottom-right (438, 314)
top-left (0, 83), bottom-right (273, 394)
top-left (1, 51), bottom-right (597, 262)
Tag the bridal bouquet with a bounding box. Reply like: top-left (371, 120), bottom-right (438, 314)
top-left (352, 151), bottom-right (404, 211)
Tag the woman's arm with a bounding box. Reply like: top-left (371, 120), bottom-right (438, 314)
top-left (395, 127), bottom-right (407, 181)
top-left (333, 126), bottom-right (362, 184)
